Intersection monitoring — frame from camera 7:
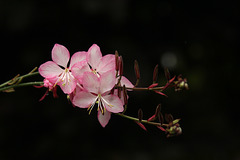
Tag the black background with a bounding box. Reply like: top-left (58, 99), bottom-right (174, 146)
top-left (0, 0), bottom-right (239, 159)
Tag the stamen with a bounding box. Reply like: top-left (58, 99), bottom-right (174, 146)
top-left (87, 96), bottom-right (99, 115)
top-left (101, 97), bottom-right (113, 108)
top-left (87, 103), bottom-right (95, 115)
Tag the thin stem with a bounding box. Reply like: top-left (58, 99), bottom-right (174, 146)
top-left (0, 81), bottom-right (44, 92)
top-left (116, 85), bottom-right (164, 91)
top-left (115, 113), bottom-right (168, 127)
top-left (0, 71), bottom-right (40, 88)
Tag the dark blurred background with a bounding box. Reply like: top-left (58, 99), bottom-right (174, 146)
top-left (0, 0), bottom-right (239, 159)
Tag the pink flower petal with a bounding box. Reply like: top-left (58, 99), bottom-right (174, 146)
top-left (71, 61), bottom-right (90, 84)
top-left (39, 61), bottom-right (63, 78)
top-left (69, 51), bottom-right (87, 69)
top-left (87, 44), bottom-right (102, 69)
top-left (113, 89), bottom-right (129, 104)
top-left (102, 94), bottom-right (123, 113)
top-left (99, 70), bottom-right (116, 94)
top-left (97, 54), bottom-right (115, 74)
top-left (52, 44), bottom-right (70, 68)
top-left (82, 72), bottom-right (100, 93)
top-left (72, 91), bottom-right (97, 108)
top-left (97, 110), bottom-right (111, 127)
top-left (58, 75), bottom-right (77, 94)
top-left (120, 76), bottom-right (134, 88)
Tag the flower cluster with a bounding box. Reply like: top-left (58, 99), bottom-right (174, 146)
top-left (0, 42), bottom-right (188, 137)
top-left (39, 44), bottom-right (134, 127)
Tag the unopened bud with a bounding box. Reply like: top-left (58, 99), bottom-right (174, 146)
top-left (166, 125), bottom-right (182, 137)
top-left (175, 77), bottom-right (189, 91)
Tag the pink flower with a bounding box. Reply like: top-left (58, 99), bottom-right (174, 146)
top-left (71, 44), bottom-right (116, 85)
top-left (39, 44), bottom-right (87, 94)
top-left (86, 44), bottom-right (115, 76)
top-left (72, 70), bottom-right (124, 127)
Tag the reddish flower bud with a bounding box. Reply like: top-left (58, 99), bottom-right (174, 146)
top-left (148, 83), bottom-right (158, 89)
top-left (157, 125), bottom-right (166, 132)
top-left (136, 121), bottom-right (147, 131)
top-left (154, 90), bottom-right (168, 97)
top-left (147, 115), bottom-right (156, 122)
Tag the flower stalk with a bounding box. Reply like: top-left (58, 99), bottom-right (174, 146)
top-left (0, 43), bottom-right (188, 138)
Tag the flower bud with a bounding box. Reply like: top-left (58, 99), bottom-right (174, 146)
top-left (166, 125), bottom-right (182, 138)
top-left (175, 76), bottom-right (189, 91)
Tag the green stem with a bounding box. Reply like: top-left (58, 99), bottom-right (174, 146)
top-left (0, 81), bottom-right (44, 92)
top-left (0, 71), bottom-right (40, 88)
top-left (0, 68), bottom-right (42, 92)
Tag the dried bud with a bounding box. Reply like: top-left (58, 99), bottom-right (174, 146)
top-left (122, 85), bottom-right (128, 105)
top-left (165, 114), bottom-right (173, 123)
top-left (117, 87), bottom-right (122, 98)
top-left (154, 104), bottom-right (161, 117)
top-left (153, 64), bottom-right (158, 83)
top-left (159, 112), bottom-right (164, 124)
top-left (115, 50), bottom-right (119, 72)
top-left (138, 108), bottom-right (143, 122)
top-left (119, 56), bottom-right (123, 76)
top-left (134, 60), bottom-right (140, 80)
top-left (8, 74), bottom-right (20, 85)
top-left (146, 104), bottom-right (162, 122)
top-left (164, 67), bottom-right (170, 81)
